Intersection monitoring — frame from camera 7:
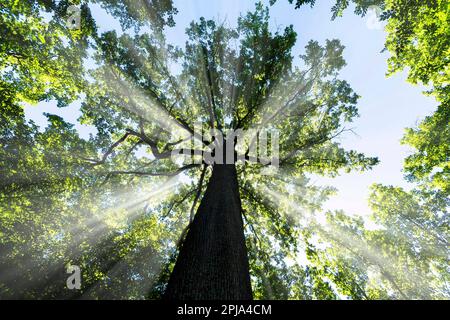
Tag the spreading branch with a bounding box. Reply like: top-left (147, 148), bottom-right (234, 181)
top-left (102, 163), bottom-right (201, 184)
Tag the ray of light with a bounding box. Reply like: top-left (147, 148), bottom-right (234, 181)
top-left (102, 64), bottom-right (191, 140)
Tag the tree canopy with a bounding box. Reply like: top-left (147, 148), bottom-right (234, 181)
top-left (0, 0), bottom-right (448, 299)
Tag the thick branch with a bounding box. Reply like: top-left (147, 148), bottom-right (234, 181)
top-left (189, 164), bottom-right (208, 222)
top-left (163, 187), bottom-right (197, 218)
top-left (84, 132), bottom-right (133, 165)
top-left (201, 45), bottom-right (220, 130)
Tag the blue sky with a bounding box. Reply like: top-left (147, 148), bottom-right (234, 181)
top-left (24, 0), bottom-right (438, 218)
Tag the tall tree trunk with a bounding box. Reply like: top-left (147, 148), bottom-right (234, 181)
top-left (164, 163), bottom-right (252, 299)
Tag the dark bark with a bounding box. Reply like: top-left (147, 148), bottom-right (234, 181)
top-left (164, 163), bottom-right (252, 300)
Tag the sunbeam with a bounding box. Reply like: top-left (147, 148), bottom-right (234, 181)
top-left (101, 64), bottom-right (190, 140)
top-left (256, 181), bottom-right (442, 299)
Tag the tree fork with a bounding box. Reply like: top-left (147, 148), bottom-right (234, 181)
top-left (164, 163), bottom-right (252, 300)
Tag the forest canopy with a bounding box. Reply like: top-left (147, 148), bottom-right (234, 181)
top-left (0, 0), bottom-right (448, 299)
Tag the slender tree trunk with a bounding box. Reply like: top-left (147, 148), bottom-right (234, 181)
top-left (164, 163), bottom-right (252, 299)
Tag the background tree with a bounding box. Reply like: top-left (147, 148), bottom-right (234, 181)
top-left (1, 0), bottom-right (180, 299)
top-left (2, 0), bottom-right (447, 300)
top-left (78, 2), bottom-right (376, 298)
